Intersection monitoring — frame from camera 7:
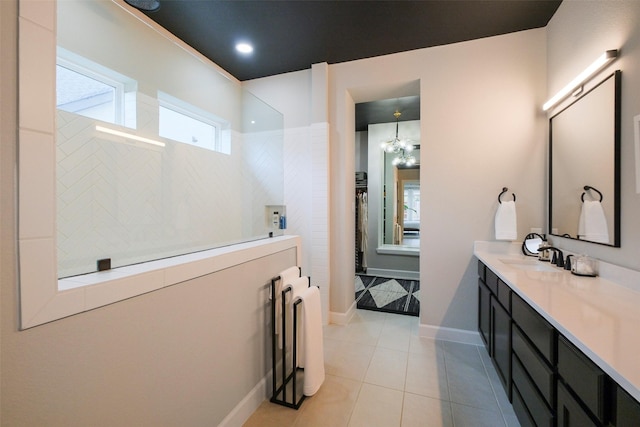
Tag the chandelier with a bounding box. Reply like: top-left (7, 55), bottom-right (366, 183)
top-left (380, 110), bottom-right (415, 166)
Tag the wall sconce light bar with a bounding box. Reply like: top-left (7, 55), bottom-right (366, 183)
top-left (542, 49), bottom-right (618, 111)
top-left (95, 125), bottom-right (166, 147)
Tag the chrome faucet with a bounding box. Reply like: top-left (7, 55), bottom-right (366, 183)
top-left (538, 245), bottom-right (564, 268)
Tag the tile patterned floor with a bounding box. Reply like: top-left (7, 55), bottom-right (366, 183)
top-left (243, 310), bottom-right (520, 427)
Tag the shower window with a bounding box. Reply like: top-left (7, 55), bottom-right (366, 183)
top-left (56, 49), bottom-right (137, 128)
top-left (158, 92), bottom-right (224, 153)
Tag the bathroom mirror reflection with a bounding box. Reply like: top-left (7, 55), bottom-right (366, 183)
top-left (549, 71), bottom-right (621, 247)
top-left (382, 152), bottom-right (420, 246)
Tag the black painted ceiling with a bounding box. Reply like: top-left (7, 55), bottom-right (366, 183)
top-left (140, 1), bottom-right (561, 130)
top-left (141, 1), bottom-right (562, 82)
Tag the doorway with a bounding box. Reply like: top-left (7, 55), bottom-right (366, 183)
top-left (354, 96), bottom-right (420, 317)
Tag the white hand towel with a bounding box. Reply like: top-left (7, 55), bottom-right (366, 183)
top-left (283, 276), bottom-right (310, 360)
top-left (273, 266), bottom-right (300, 349)
top-left (578, 200), bottom-right (609, 243)
top-left (294, 286), bottom-right (325, 396)
top-left (495, 200), bottom-right (517, 241)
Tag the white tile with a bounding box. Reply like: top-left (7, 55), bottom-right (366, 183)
top-left (19, 130), bottom-right (55, 239)
top-left (163, 257), bottom-right (216, 285)
top-left (478, 346), bottom-right (516, 417)
top-left (408, 335), bottom-right (446, 357)
top-left (446, 360), bottom-right (500, 411)
top-left (377, 323), bottom-right (412, 352)
top-left (450, 402), bottom-right (506, 427)
top-left (324, 340), bottom-right (376, 382)
top-left (84, 270), bottom-right (165, 310)
top-left (401, 393), bottom-right (453, 427)
top-left (405, 352), bottom-right (449, 400)
top-left (18, 17), bottom-right (55, 133)
top-left (348, 383), bottom-right (403, 427)
top-left (19, 237), bottom-right (58, 325)
top-left (293, 374), bottom-right (361, 427)
top-left (28, 287), bottom-right (86, 329)
top-left (364, 347), bottom-right (408, 391)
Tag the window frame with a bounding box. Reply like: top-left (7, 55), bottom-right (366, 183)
top-left (158, 91), bottom-right (223, 152)
top-left (56, 57), bottom-right (125, 125)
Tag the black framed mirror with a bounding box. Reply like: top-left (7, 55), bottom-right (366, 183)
top-left (549, 70), bottom-right (621, 247)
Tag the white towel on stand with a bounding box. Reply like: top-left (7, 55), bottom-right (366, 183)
top-left (273, 266), bottom-right (300, 349)
top-left (578, 200), bottom-right (609, 243)
top-left (495, 201), bottom-right (517, 241)
top-left (283, 276), bottom-right (310, 361)
top-left (294, 286), bottom-right (325, 396)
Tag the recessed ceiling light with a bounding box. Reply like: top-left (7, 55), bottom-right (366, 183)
top-left (236, 43), bottom-right (254, 55)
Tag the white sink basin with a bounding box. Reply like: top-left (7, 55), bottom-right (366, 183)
top-left (499, 258), bottom-right (561, 273)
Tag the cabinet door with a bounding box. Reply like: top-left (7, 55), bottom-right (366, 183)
top-left (478, 279), bottom-right (491, 354)
top-left (613, 384), bottom-right (640, 426)
top-left (491, 296), bottom-right (511, 399)
top-left (557, 335), bottom-right (607, 423)
top-left (557, 381), bottom-right (599, 427)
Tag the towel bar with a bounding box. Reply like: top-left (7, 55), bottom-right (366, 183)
top-left (498, 187), bottom-right (516, 203)
top-left (581, 185), bottom-right (603, 202)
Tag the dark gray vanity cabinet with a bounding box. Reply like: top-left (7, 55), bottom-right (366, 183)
top-left (478, 279), bottom-right (491, 352)
top-left (511, 292), bottom-right (556, 427)
top-left (477, 259), bottom-right (640, 427)
top-left (477, 262), bottom-right (512, 398)
top-left (491, 280), bottom-right (512, 399)
top-left (612, 384), bottom-right (640, 426)
top-left (557, 335), bottom-right (608, 425)
top-left (477, 261), bottom-right (495, 354)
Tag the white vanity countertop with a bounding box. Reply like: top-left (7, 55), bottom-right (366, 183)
top-left (474, 241), bottom-right (640, 402)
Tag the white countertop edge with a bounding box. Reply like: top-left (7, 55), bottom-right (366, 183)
top-left (474, 240), bottom-right (640, 403)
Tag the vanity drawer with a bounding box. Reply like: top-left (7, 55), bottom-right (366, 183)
top-left (485, 268), bottom-right (499, 294)
top-left (477, 260), bottom-right (486, 282)
top-left (512, 384), bottom-right (536, 427)
top-left (558, 335), bottom-right (607, 423)
top-left (497, 278), bottom-right (511, 313)
top-left (612, 383), bottom-right (640, 426)
top-left (557, 380), bottom-right (599, 427)
top-left (512, 293), bottom-right (555, 365)
top-left (512, 325), bottom-right (554, 406)
top-left (512, 354), bottom-right (554, 427)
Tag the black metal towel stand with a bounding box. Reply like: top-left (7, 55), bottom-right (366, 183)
top-left (270, 268), bottom-right (311, 409)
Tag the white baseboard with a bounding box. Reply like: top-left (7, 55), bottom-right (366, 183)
top-left (329, 300), bottom-right (356, 325)
top-left (218, 375), bottom-right (269, 427)
top-left (365, 268), bottom-right (420, 281)
top-left (419, 324), bottom-right (483, 346)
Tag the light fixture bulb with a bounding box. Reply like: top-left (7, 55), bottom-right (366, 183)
top-left (543, 50), bottom-right (618, 111)
top-left (236, 42), bottom-right (254, 54)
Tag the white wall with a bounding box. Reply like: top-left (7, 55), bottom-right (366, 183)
top-left (546, 0), bottom-right (640, 270)
top-left (329, 29), bottom-right (548, 331)
top-left (0, 0), bottom-right (18, 416)
top-left (247, 29), bottom-right (548, 331)
top-left (243, 67), bottom-right (332, 324)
